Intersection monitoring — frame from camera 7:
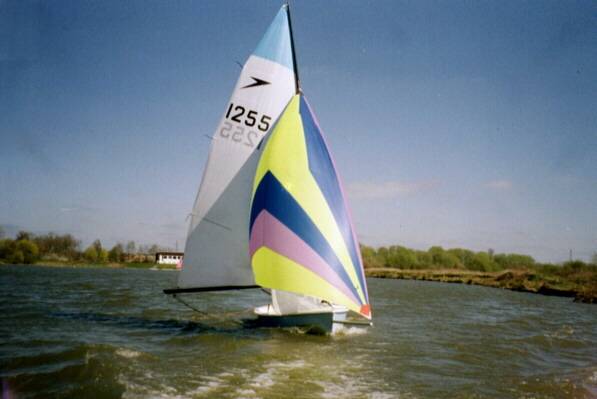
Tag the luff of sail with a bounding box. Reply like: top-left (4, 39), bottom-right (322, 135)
top-left (249, 95), bottom-right (371, 319)
top-left (178, 6), bottom-right (296, 290)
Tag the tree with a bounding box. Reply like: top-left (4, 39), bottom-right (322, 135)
top-left (92, 239), bottom-right (103, 253)
top-left (360, 244), bottom-right (383, 268)
top-left (0, 239), bottom-right (11, 260)
top-left (98, 249), bottom-right (108, 263)
top-left (16, 231), bottom-right (32, 241)
top-left (109, 243), bottom-right (124, 262)
top-left (148, 244), bottom-right (160, 255)
top-left (0, 226), bottom-right (5, 239)
top-left (33, 233), bottom-right (80, 260)
top-left (493, 253), bottom-right (535, 269)
top-left (8, 249), bottom-right (24, 264)
top-left (17, 240), bottom-right (39, 264)
top-left (469, 252), bottom-right (498, 272)
top-left (448, 248), bottom-right (475, 269)
top-left (377, 247), bottom-right (389, 267)
top-left (415, 250), bottom-right (433, 268)
top-left (428, 246), bottom-right (461, 269)
top-left (125, 241), bottom-right (136, 255)
top-left (84, 246), bottom-right (98, 263)
top-left (488, 248), bottom-right (494, 259)
top-left (386, 246), bottom-right (418, 269)
top-left (591, 252), bottom-right (597, 266)
top-left (0, 238), bottom-right (38, 264)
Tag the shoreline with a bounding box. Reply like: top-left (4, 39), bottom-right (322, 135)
top-left (365, 268), bottom-right (596, 304)
top-left (2, 263), bottom-right (594, 303)
top-left (0, 261), bottom-right (177, 270)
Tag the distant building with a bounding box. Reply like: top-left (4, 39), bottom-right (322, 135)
top-left (155, 251), bottom-right (184, 265)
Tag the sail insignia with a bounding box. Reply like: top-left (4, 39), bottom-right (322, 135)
top-left (242, 77), bottom-right (271, 89)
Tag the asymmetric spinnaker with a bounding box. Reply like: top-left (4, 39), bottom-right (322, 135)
top-left (249, 95), bottom-right (371, 320)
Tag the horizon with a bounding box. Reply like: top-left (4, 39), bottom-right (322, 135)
top-left (1, 0), bottom-right (595, 263)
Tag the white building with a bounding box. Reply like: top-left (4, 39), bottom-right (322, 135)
top-left (155, 252), bottom-right (184, 265)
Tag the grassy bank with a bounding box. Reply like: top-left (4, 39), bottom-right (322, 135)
top-left (365, 268), bottom-right (596, 304)
top-left (0, 260), bottom-right (177, 270)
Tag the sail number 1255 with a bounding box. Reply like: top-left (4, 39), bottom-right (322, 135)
top-left (225, 103), bottom-right (271, 132)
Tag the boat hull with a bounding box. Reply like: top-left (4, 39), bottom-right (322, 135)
top-left (250, 312), bottom-right (334, 334)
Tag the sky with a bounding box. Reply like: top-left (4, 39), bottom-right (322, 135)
top-left (1, 0), bottom-right (595, 262)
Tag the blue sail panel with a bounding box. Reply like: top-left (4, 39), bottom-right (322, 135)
top-left (253, 6), bottom-right (293, 70)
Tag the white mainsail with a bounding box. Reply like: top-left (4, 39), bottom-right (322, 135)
top-left (177, 6), bottom-right (297, 290)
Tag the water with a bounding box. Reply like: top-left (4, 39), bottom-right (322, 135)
top-left (1, 265), bottom-right (595, 399)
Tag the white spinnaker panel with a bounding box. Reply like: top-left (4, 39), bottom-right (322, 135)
top-left (272, 291), bottom-right (331, 315)
top-left (179, 55), bottom-right (295, 289)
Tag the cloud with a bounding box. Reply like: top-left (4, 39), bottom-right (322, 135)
top-left (347, 180), bottom-right (438, 200)
top-left (484, 179), bottom-right (513, 190)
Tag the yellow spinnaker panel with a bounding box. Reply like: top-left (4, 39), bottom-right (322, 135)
top-left (252, 247), bottom-right (362, 314)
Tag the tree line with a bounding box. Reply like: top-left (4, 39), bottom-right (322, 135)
top-left (360, 244), bottom-right (597, 274)
top-left (0, 228), bottom-right (170, 265)
top-left (1, 227), bottom-right (595, 273)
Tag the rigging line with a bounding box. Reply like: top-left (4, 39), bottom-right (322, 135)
top-left (172, 294), bottom-right (247, 325)
top-left (172, 294), bottom-right (210, 316)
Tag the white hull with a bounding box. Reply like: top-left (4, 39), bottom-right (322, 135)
top-left (253, 303), bottom-right (370, 334)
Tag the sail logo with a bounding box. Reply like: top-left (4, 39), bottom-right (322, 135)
top-left (242, 76), bottom-right (271, 89)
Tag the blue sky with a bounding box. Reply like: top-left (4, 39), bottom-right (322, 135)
top-left (1, 0), bottom-right (595, 262)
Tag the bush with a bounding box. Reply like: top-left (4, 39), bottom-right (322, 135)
top-left (98, 249), bottom-right (108, 263)
top-left (360, 244), bottom-right (383, 268)
top-left (0, 238), bottom-right (39, 264)
top-left (386, 246), bottom-right (418, 269)
top-left (17, 240), bottom-right (39, 263)
top-left (33, 233), bottom-right (80, 260)
top-left (84, 246), bottom-right (98, 263)
top-left (494, 253), bottom-right (535, 269)
top-left (108, 244), bottom-right (125, 262)
top-left (447, 248), bottom-right (474, 268)
top-left (8, 250), bottom-right (24, 264)
top-left (468, 252), bottom-right (498, 272)
top-left (428, 246), bottom-right (462, 269)
top-left (0, 239), bottom-right (11, 260)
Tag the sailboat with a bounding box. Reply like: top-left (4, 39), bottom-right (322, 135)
top-left (164, 4), bottom-right (371, 334)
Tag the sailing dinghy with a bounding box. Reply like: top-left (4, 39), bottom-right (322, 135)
top-left (164, 4), bottom-right (371, 334)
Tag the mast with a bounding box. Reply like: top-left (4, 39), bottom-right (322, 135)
top-left (285, 2), bottom-right (301, 94)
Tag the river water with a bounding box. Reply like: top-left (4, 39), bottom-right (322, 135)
top-left (1, 265), bottom-right (595, 398)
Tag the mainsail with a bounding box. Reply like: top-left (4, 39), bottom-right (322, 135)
top-left (177, 6), bottom-right (297, 290)
top-left (249, 95), bottom-right (371, 319)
